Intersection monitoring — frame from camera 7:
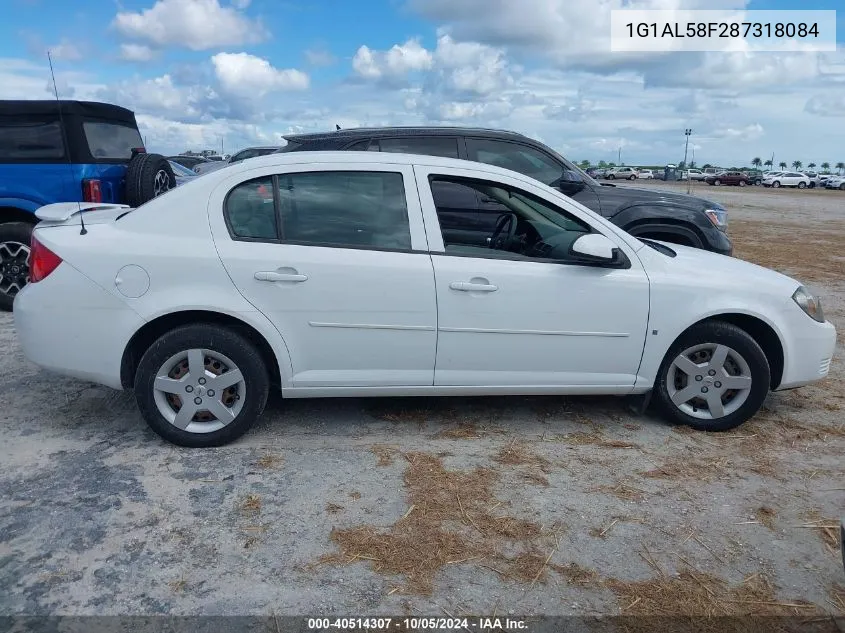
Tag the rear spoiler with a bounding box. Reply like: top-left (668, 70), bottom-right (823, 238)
top-left (36, 202), bottom-right (130, 222)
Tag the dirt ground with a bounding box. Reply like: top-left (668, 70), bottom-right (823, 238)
top-left (1, 183), bottom-right (843, 623)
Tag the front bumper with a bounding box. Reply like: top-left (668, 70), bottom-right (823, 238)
top-left (14, 262), bottom-right (144, 390)
top-left (775, 307), bottom-right (837, 390)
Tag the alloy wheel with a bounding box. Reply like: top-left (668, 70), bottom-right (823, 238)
top-left (153, 169), bottom-right (172, 196)
top-left (0, 240), bottom-right (30, 299)
top-left (152, 348), bottom-right (246, 433)
top-left (666, 343), bottom-right (753, 420)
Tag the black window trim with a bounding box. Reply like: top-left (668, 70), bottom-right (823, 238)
top-left (372, 136), bottom-right (462, 160)
top-left (223, 170), bottom-right (420, 254)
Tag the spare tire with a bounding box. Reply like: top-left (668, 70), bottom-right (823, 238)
top-left (125, 153), bottom-right (176, 207)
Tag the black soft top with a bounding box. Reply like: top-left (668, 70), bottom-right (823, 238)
top-left (0, 100), bottom-right (137, 124)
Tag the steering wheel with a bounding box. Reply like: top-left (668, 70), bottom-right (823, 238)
top-left (489, 213), bottom-right (518, 251)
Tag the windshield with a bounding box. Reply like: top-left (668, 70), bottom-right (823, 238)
top-left (83, 121), bottom-right (144, 161)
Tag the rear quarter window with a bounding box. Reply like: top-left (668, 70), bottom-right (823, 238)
top-left (83, 121), bottom-right (144, 160)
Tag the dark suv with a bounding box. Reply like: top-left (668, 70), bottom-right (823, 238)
top-left (280, 127), bottom-right (733, 257)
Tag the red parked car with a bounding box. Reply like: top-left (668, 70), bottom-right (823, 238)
top-left (704, 171), bottom-right (750, 186)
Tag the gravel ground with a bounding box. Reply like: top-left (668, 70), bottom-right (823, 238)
top-left (1, 183), bottom-right (843, 621)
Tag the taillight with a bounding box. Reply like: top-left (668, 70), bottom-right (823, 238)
top-left (29, 235), bottom-right (63, 282)
top-left (82, 179), bottom-right (102, 202)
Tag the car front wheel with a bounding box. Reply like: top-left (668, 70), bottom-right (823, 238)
top-left (134, 324), bottom-right (270, 447)
top-left (772, 181), bottom-right (781, 188)
top-left (607, 174), bottom-right (615, 179)
top-left (654, 321), bottom-right (770, 432)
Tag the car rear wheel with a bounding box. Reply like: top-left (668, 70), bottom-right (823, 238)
top-left (798, 181), bottom-right (807, 189)
top-left (739, 180), bottom-right (746, 187)
top-left (0, 222), bottom-right (34, 312)
top-left (713, 179), bottom-right (721, 186)
top-left (654, 321), bottom-right (770, 432)
top-left (628, 175), bottom-right (636, 180)
top-left (840, 183), bottom-right (845, 191)
top-left (134, 324), bottom-right (270, 447)
top-left (607, 174), bottom-right (615, 180)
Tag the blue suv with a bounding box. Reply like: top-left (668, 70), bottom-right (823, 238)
top-left (0, 100), bottom-right (175, 310)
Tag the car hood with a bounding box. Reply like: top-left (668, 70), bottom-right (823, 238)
top-left (642, 240), bottom-right (801, 295)
top-left (594, 183), bottom-right (717, 217)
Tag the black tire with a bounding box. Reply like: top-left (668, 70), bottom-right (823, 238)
top-left (628, 175), bottom-right (636, 180)
top-left (134, 324), bottom-right (270, 447)
top-left (653, 321), bottom-right (770, 432)
top-left (607, 174), bottom-right (615, 180)
top-left (713, 179), bottom-right (721, 186)
top-left (798, 181), bottom-right (807, 189)
top-left (125, 153), bottom-right (176, 207)
top-left (840, 183), bottom-right (845, 191)
top-left (739, 180), bottom-right (746, 187)
top-left (772, 181), bottom-right (781, 188)
top-left (0, 221), bottom-right (35, 312)
top-left (808, 182), bottom-right (816, 189)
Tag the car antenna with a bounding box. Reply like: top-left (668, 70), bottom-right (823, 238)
top-left (47, 51), bottom-right (86, 235)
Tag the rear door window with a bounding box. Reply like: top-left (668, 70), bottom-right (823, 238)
top-left (0, 119), bottom-right (65, 160)
top-left (466, 138), bottom-right (562, 186)
top-left (83, 121), bottom-right (143, 160)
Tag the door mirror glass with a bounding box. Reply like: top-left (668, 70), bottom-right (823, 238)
top-left (570, 233), bottom-right (618, 263)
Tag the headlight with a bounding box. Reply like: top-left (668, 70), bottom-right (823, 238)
top-left (792, 286), bottom-right (825, 323)
top-left (705, 208), bottom-right (728, 230)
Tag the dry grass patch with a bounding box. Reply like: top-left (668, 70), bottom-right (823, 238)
top-left (239, 493), bottom-right (261, 516)
top-left (434, 422), bottom-right (484, 439)
top-left (254, 453), bottom-right (283, 470)
top-left (550, 562), bottom-right (600, 586)
top-left (371, 444), bottom-right (398, 466)
top-left (494, 439), bottom-right (551, 470)
top-left (555, 430), bottom-right (639, 449)
top-left (318, 452), bottom-right (557, 594)
top-left (326, 503), bottom-right (344, 514)
top-left (589, 481), bottom-right (647, 501)
top-left (640, 453), bottom-right (729, 482)
top-left (606, 567), bottom-right (824, 632)
top-left (831, 585), bottom-right (845, 613)
top-left (730, 219), bottom-right (845, 283)
top-left (800, 511), bottom-right (841, 557)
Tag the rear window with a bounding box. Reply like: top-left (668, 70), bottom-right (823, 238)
top-left (83, 121), bottom-right (144, 160)
top-left (0, 120), bottom-right (65, 160)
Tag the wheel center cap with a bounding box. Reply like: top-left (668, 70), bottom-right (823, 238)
top-left (196, 385), bottom-right (206, 397)
top-left (704, 376), bottom-right (715, 385)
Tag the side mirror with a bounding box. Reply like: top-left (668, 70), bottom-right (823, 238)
top-left (570, 233), bottom-right (619, 264)
top-left (557, 169), bottom-right (586, 194)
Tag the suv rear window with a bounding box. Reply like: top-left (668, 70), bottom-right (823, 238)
top-left (0, 120), bottom-right (65, 160)
top-left (83, 121), bottom-right (144, 160)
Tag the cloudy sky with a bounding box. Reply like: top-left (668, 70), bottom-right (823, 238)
top-left (2, 0), bottom-right (843, 167)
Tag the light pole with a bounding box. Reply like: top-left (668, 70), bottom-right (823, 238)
top-left (683, 128), bottom-right (692, 169)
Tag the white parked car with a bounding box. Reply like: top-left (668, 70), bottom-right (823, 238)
top-left (14, 152), bottom-right (836, 447)
top-left (825, 175), bottom-right (845, 190)
top-left (194, 146), bottom-right (281, 175)
top-left (637, 169), bottom-right (655, 180)
top-left (681, 169), bottom-right (705, 181)
top-left (762, 172), bottom-right (811, 188)
top-left (606, 166), bottom-right (638, 180)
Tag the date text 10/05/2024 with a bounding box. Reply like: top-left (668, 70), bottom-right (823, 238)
top-left (307, 617), bottom-right (528, 630)
top-left (625, 21), bottom-right (820, 39)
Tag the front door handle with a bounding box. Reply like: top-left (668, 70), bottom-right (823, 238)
top-left (255, 270), bottom-right (308, 283)
top-left (449, 281), bottom-right (498, 292)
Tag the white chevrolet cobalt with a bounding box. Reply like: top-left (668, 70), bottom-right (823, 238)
top-left (14, 152), bottom-right (836, 447)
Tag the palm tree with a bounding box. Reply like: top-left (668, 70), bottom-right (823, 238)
top-left (751, 157), bottom-right (762, 170)
top-left (779, 161), bottom-right (787, 169)
top-left (764, 159), bottom-right (772, 168)
top-left (580, 159), bottom-right (590, 168)
top-left (807, 162), bottom-right (816, 170)
top-left (792, 160), bottom-right (802, 170)
top-left (821, 161), bottom-right (830, 173)
top-left (837, 162), bottom-right (845, 175)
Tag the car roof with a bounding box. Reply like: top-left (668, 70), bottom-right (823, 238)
top-left (0, 99), bottom-right (136, 123)
top-left (283, 126), bottom-right (531, 143)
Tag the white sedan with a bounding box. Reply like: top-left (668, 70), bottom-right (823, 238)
top-left (825, 176), bottom-right (845, 190)
top-left (14, 152), bottom-right (836, 447)
top-left (637, 169), bottom-right (655, 179)
top-left (762, 172), bottom-right (811, 188)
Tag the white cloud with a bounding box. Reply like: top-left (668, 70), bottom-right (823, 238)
top-left (352, 39), bottom-right (433, 80)
top-left (212, 52), bottom-right (309, 97)
top-left (305, 48), bottom-right (336, 67)
top-left (805, 95), bottom-right (845, 117)
top-left (112, 0), bottom-right (268, 51)
top-left (119, 44), bottom-right (156, 62)
top-left (23, 33), bottom-right (83, 61)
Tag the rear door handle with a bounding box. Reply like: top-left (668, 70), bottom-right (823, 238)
top-left (255, 270), bottom-right (308, 283)
top-left (449, 281), bottom-right (498, 292)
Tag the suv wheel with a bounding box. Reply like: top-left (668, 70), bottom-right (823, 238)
top-left (125, 153), bottom-right (176, 207)
top-left (134, 324), bottom-right (270, 447)
top-left (654, 321), bottom-right (769, 432)
top-left (0, 222), bottom-right (34, 312)
top-left (628, 174), bottom-right (636, 180)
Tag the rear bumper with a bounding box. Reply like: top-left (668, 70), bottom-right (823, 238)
top-left (776, 310), bottom-right (837, 390)
top-left (13, 263), bottom-right (144, 389)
